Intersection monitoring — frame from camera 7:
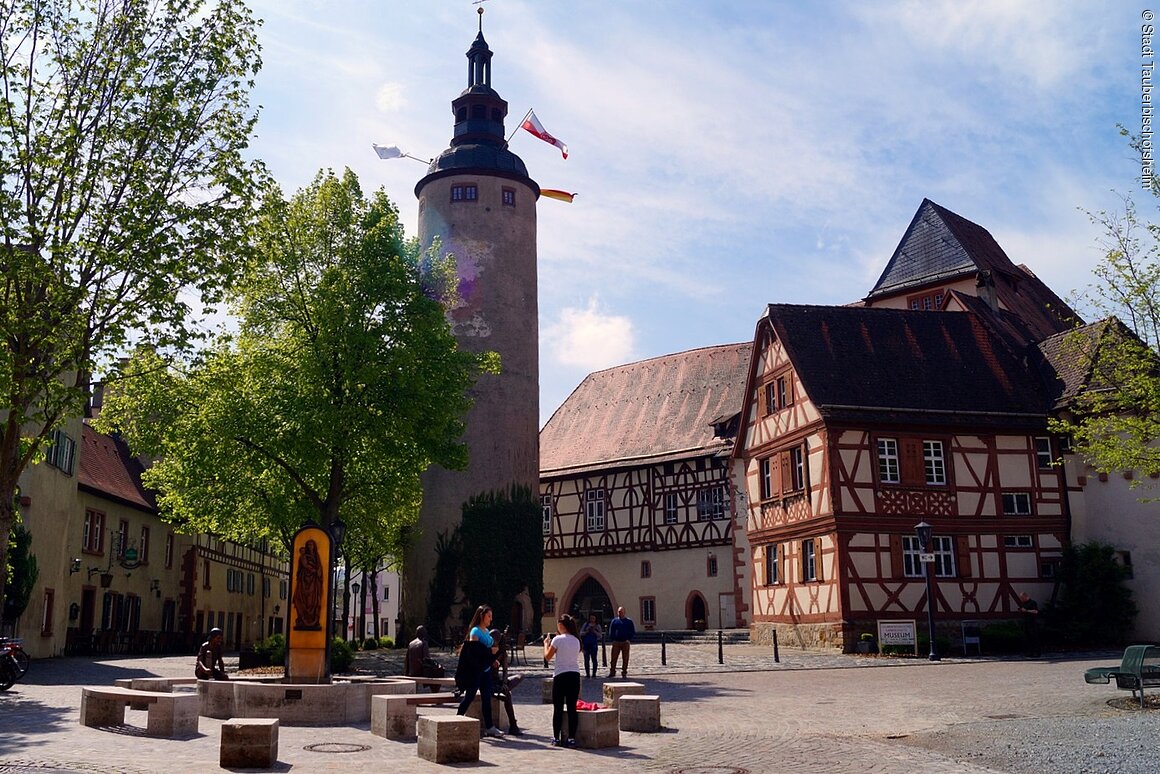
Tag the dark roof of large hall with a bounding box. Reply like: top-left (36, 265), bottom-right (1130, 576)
top-left (78, 424), bottom-right (157, 513)
top-left (763, 304), bottom-right (1050, 427)
top-left (867, 199), bottom-right (1079, 342)
top-left (540, 343), bottom-right (751, 475)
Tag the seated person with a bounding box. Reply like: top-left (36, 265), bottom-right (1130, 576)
top-left (195, 627), bottom-right (229, 680)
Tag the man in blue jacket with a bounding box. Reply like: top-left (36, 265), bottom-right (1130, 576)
top-left (607, 606), bottom-right (635, 678)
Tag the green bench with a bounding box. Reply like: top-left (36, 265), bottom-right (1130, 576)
top-left (1084, 644), bottom-right (1160, 708)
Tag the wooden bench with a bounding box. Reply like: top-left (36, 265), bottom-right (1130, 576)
top-left (80, 686), bottom-right (199, 737)
top-left (400, 675), bottom-right (456, 692)
top-left (1084, 644), bottom-right (1160, 707)
top-left (371, 691), bottom-right (459, 740)
top-left (220, 718), bottom-right (278, 768)
top-left (113, 677), bottom-right (198, 709)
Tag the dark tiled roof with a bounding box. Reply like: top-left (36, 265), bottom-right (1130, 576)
top-left (1033, 317), bottom-right (1155, 409)
top-left (540, 343), bottom-right (751, 474)
top-left (765, 304), bottom-right (1049, 427)
top-left (867, 199), bottom-right (1079, 342)
top-left (78, 424), bottom-right (157, 513)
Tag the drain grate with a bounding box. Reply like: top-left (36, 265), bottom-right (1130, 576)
top-left (303, 742), bottom-right (372, 754)
top-left (673, 768), bottom-right (750, 774)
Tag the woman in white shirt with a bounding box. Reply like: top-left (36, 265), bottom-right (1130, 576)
top-left (543, 613), bottom-right (582, 747)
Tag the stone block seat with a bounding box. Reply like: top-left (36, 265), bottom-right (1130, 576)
top-left (602, 681), bottom-right (646, 708)
top-left (220, 718), bottom-right (279, 769)
top-left (619, 694), bottom-right (661, 731)
top-left (79, 686), bottom-right (199, 737)
top-left (575, 707), bottom-right (619, 748)
top-left (371, 692), bottom-right (459, 740)
top-left (417, 715), bottom-right (480, 763)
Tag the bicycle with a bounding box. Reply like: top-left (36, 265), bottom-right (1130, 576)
top-left (0, 637), bottom-right (29, 690)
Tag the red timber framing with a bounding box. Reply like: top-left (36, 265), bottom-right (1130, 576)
top-left (737, 320), bottom-right (1068, 651)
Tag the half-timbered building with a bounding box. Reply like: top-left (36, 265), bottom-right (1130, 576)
top-left (736, 198), bottom-right (1086, 650)
top-left (539, 344), bottom-right (751, 633)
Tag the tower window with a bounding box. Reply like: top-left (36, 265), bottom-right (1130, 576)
top-left (450, 184), bottom-right (478, 203)
top-left (456, 107), bottom-right (467, 122)
top-left (502, 188), bottom-right (515, 207)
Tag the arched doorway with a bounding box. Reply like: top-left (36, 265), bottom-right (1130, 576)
top-left (689, 594), bottom-right (707, 629)
top-left (567, 576), bottom-right (613, 626)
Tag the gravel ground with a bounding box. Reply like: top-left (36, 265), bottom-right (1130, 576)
top-left (894, 699), bottom-right (1159, 774)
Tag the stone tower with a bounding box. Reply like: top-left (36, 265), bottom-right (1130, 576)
top-left (404, 21), bottom-right (540, 633)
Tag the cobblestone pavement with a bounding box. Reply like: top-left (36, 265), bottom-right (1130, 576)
top-left (0, 642), bottom-right (1149, 773)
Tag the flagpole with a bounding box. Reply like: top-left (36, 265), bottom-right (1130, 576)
top-left (507, 108), bottom-right (533, 144)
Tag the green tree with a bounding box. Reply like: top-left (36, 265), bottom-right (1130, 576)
top-left (97, 169), bottom-right (493, 568)
top-left (2, 521), bottom-right (38, 623)
top-left (458, 485), bottom-right (543, 632)
top-left (1051, 542), bottom-right (1137, 647)
top-left (1051, 193), bottom-right (1160, 488)
top-left (0, 0), bottom-right (262, 606)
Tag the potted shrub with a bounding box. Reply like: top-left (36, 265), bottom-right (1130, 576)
top-left (693, 619), bottom-right (707, 631)
top-left (855, 633), bottom-right (878, 654)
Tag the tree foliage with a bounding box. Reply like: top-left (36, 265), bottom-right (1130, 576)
top-left (458, 485), bottom-right (543, 632)
top-left (0, 0), bottom-right (262, 607)
top-left (2, 521), bottom-right (38, 622)
top-left (1049, 542), bottom-right (1137, 647)
top-left (97, 169), bottom-right (492, 563)
top-left (1051, 180), bottom-right (1160, 488)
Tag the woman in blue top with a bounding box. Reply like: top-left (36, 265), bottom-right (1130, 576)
top-left (456, 605), bottom-right (505, 737)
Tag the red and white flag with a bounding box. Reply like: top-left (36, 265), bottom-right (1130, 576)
top-left (521, 110), bottom-right (568, 159)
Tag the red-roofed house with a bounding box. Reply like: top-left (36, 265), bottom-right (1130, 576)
top-left (539, 343), bottom-right (752, 633)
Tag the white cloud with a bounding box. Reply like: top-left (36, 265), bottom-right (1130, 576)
top-left (542, 298), bottom-right (636, 370)
top-left (375, 82), bottom-right (406, 113)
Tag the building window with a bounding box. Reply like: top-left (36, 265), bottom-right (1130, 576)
top-left (763, 381), bottom-right (776, 415)
top-left (789, 447), bottom-right (806, 491)
top-left (541, 494), bottom-right (552, 535)
top-left (641, 560), bottom-right (651, 579)
top-left (1004, 535), bottom-right (1034, 548)
top-left (203, 559), bottom-right (212, 589)
top-left (1002, 492), bottom-right (1033, 516)
top-left (640, 597), bottom-right (656, 626)
top-left (585, 489), bottom-right (606, 531)
top-left (502, 187), bottom-right (515, 207)
top-left (802, 539), bottom-right (817, 581)
top-left (42, 588), bottom-right (55, 635)
top-left (263, 576), bottom-right (271, 598)
top-left (46, 428), bottom-right (76, 474)
top-left (1034, 437), bottom-right (1053, 469)
top-left (1040, 561), bottom-right (1057, 579)
top-left (1115, 550), bottom-right (1134, 579)
top-left (247, 573), bottom-right (255, 596)
top-left (115, 519), bottom-right (129, 559)
top-left (764, 544), bottom-right (779, 584)
top-left (450, 183), bottom-right (478, 202)
top-left (164, 533), bottom-right (174, 569)
top-left (663, 492), bottom-right (678, 524)
top-left (697, 485), bottom-right (726, 520)
top-left (139, 526), bottom-right (150, 565)
top-left (760, 458), bottom-right (773, 500)
top-left (543, 595), bottom-right (556, 616)
top-left (279, 579), bottom-right (288, 600)
top-left (902, 535), bottom-right (956, 577)
top-left (707, 555), bottom-right (718, 577)
top-left (923, 440), bottom-right (946, 485)
top-left (383, 585), bottom-right (390, 601)
top-left (777, 375), bottom-right (791, 408)
top-left (877, 439), bottom-right (900, 483)
top-left (83, 509), bottom-right (105, 554)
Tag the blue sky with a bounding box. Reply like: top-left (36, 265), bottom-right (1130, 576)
top-left (245, 0), bottom-right (1145, 426)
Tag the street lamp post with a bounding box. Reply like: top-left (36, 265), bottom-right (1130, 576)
top-left (914, 521), bottom-right (940, 661)
top-left (351, 582), bottom-right (362, 642)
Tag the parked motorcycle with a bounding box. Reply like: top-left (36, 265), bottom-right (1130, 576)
top-left (0, 637), bottom-right (29, 690)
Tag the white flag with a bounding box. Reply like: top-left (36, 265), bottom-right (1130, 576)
top-left (373, 143), bottom-right (403, 160)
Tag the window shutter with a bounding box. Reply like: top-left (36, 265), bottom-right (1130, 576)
top-left (956, 535), bottom-right (972, 578)
top-left (900, 438), bottom-right (924, 485)
top-left (889, 534), bottom-right (904, 578)
top-left (770, 452), bottom-right (783, 498)
top-left (786, 375), bottom-right (795, 406)
top-left (779, 450), bottom-right (793, 494)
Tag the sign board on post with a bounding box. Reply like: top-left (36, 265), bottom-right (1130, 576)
top-left (877, 619), bottom-right (918, 656)
top-left (918, 552), bottom-right (936, 563)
